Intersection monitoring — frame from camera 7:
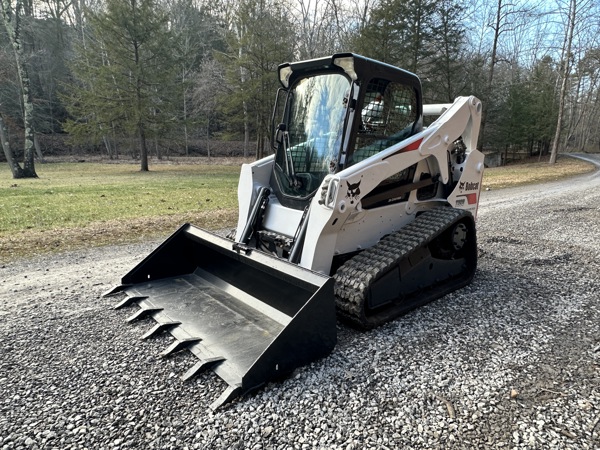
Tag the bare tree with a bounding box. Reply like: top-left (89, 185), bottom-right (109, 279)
top-left (549, 0), bottom-right (577, 163)
top-left (478, 0), bottom-right (540, 150)
top-left (289, 0), bottom-right (343, 59)
top-left (214, 0), bottom-right (295, 159)
top-left (192, 59), bottom-right (226, 158)
top-left (549, 0), bottom-right (599, 162)
top-left (167, 0), bottom-right (223, 155)
top-left (573, 48), bottom-right (600, 151)
top-left (0, 0), bottom-right (37, 178)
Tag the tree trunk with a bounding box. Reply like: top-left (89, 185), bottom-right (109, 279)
top-left (479, 0), bottom-right (503, 151)
top-left (139, 124), bottom-right (149, 171)
top-left (182, 66), bottom-right (189, 156)
top-left (256, 133), bottom-right (263, 160)
top-left (1, 0), bottom-right (38, 178)
top-left (0, 115), bottom-right (23, 177)
top-left (206, 118), bottom-right (211, 159)
top-left (183, 121), bottom-right (189, 156)
top-left (102, 135), bottom-right (113, 159)
top-left (237, 37), bottom-right (250, 158)
top-left (550, 0), bottom-right (576, 164)
top-left (133, 37), bottom-right (149, 171)
top-left (33, 133), bottom-right (45, 163)
top-left (20, 66), bottom-right (37, 178)
top-left (243, 99), bottom-right (250, 158)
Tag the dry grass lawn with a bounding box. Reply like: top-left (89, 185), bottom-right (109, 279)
top-left (0, 155), bottom-right (596, 263)
top-left (482, 155), bottom-right (595, 190)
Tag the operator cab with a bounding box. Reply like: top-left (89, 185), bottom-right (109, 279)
top-left (271, 53), bottom-right (423, 210)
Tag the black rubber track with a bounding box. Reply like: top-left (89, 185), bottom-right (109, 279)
top-left (333, 207), bottom-right (477, 329)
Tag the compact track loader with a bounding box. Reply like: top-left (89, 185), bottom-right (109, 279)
top-left (105, 53), bottom-right (484, 409)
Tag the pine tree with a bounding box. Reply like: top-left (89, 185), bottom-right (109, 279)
top-left (64, 0), bottom-right (176, 171)
top-left (354, 0), bottom-right (439, 73)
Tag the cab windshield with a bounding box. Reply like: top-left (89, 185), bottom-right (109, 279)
top-left (274, 73), bottom-right (350, 198)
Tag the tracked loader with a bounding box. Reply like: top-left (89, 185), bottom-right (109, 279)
top-left (105, 53), bottom-right (484, 409)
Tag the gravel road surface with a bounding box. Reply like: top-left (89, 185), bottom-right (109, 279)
top-left (1, 155), bottom-right (599, 449)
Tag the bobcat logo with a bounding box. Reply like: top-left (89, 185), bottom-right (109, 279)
top-left (346, 180), bottom-right (361, 204)
top-left (459, 180), bottom-right (480, 191)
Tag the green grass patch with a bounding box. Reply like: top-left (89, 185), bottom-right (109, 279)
top-left (0, 162), bottom-right (241, 262)
top-left (0, 162), bottom-right (239, 234)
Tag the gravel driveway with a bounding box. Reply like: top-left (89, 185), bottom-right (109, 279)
top-left (1, 155), bottom-right (599, 449)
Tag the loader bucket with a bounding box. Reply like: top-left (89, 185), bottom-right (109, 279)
top-left (104, 224), bottom-right (336, 409)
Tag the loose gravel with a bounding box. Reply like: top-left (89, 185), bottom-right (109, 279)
top-left (1, 155), bottom-right (599, 449)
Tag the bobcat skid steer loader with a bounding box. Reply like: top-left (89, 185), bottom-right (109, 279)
top-left (104, 53), bottom-right (484, 409)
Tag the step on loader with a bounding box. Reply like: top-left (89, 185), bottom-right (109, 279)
top-left (104, 53), bottom-right (484, 409)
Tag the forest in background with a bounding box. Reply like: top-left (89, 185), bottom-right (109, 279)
top-left (1, 0), bottom-right (599, 176)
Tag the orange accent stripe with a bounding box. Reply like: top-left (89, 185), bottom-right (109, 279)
top-left (404, 138), bottom-right (423, 151)
top-left (382, 137), bottom-right (424, 160)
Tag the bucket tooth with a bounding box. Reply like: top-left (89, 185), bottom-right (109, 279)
top-left (210, 385), bottom-right (243, 411)
top-left (140, 321), bottom-right (181, 340)
top-left (114, 295), bottom-right (148, 310)
top-left (181, 356), bottom-right (225, 382)
top-left (160, 337), bottom-right (202, 358)
top-left (102, 284), bottom-right (132, 297)
top-left (126, 306), bottom-right (163, 323)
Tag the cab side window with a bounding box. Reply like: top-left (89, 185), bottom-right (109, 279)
top-left (350, 79), bottom-right (418, 165)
